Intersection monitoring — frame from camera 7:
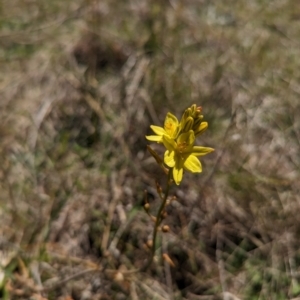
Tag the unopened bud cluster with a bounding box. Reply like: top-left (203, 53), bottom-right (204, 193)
top-left (179, 105), bottom-right (206, 136)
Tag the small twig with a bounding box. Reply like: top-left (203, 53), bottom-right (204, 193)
top-left (108, 212), bottom-right (137, 256)
top-left (0, 5), bottom-right (87, 39)
top-left (41, 268), bottom-right (100, 292)
top-left (130, 281), bottom-right (139, 300)
top-left (125, 57), bottom-right (150, 108)
top-left (216, 225), bottom-right (228, 300)
top-left (141, 89), bottom-right (160, 125)
top-left (141, 171), bottom-right (173, 271)
top-left (162, 237), bottom-right (174, 300)
top-left (101, 172), bottom-right (122, 252)
top-left (28, 96), bottom-right (56, 150)
top-left (138, 280), bottom-right (169, 300)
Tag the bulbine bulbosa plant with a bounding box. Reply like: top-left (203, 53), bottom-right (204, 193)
top-left (143, 104), bottom-right (214, 269)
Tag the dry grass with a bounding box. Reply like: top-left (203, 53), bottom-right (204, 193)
top-left (1, 0), bottom-right (300, 299)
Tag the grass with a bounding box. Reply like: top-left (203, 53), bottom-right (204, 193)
top-left (1, 0), bottom-right (300, 299)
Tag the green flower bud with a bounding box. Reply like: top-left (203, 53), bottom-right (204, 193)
top-left (190, 104), bottom-right (197, 114)
top-left (180, 108), bottom-right (192, 125)
top-left (182, 116), bottom-right (194, 133)
top-left (192, 115), bottom-right (204, 130)
top-left (194, 122), bottom-right (208, 136)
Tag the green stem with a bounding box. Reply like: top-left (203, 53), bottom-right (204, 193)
top-left (142, 170), bottom-right (172, 271)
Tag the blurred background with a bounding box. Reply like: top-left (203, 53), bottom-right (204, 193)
top-left (0, 0), bottom-right (300, 299)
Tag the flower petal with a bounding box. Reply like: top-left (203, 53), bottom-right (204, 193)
top-left (164, 113), bottom-right (179, 138)
top-left (184, 155), bottom-right (202, 173)
top-left (162, 135), bottom-right (177, 152)
top-left (150, 125), bottom-right (166, 136)
top-left (164, 150), bottom-right (175, 167)
top-left (191, 146), bottom-right (214, 156)
top-left (146, 135), bottom-right (163, 142)
top-left (177, 130), bottom-right (195, 152)
top-left (177, 130), bottom-right (195, 147)
top-left (173, 163), bottom-right (183, 185)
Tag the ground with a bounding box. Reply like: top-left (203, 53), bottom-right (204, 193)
top-left (1, 1), bottom-right (300, 299)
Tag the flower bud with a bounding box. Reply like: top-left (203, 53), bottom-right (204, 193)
top-left (194, 121), bottom-right (208, 136)
top-left (144, 203), bottom-right (150, 212)
top-left (156, 181), bottom-right (162, 193)
top-left (180, 108), bottom-right (192, 126)
top-left (192, 116), bottom-right (203, 131)
top-left (190, 104), bottom-right (197, 114)
top-left (146, 240), bottom-right (153, 248)
top-left (162, 225), bottom-right (170, 232)
top-left (163, 253), bottom-right (175, 267)
top-left (182, 116), bottom-right (194, 133)
top-left (114, 272), bottom-right (124, 282)
top-left (161, 211), bottom-right (167, 219)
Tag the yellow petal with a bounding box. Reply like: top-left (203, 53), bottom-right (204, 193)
top-left (164, 150), bottom-right (175, 167)
top-left (184, 155), bottom-right (202, 173)
top-left (173, 165), bottom-right (183, 185)
top-left (162, 135), bottom-right (177, 152)
top-left (146, 135), bottom-right (163, 142)
top-left (191, 146), bottom-right (214, 156)
top-left (150, 125), bottom-right (166, 136)
top-left (177, 130), bottom-right (195, 152)
top-left (164, 113), bottom-right (179, 138)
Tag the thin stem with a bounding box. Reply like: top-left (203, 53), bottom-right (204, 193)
top-left (141, 170), bottom-right (172, 271)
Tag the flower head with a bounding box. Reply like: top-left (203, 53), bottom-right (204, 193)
top-left (146, 112), bottom-right (179, 143)
top-left (163, 131), bottom-right (214, 185)
top-left (146, 105), bottom-right (214, 185)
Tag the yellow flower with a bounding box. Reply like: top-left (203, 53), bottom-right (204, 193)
top-left (162, 130), bottom-right (214, 185)
top-left (146, 106), bottom-right (214, 185)
top-left (146, 112), bottom-right (179, 142)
